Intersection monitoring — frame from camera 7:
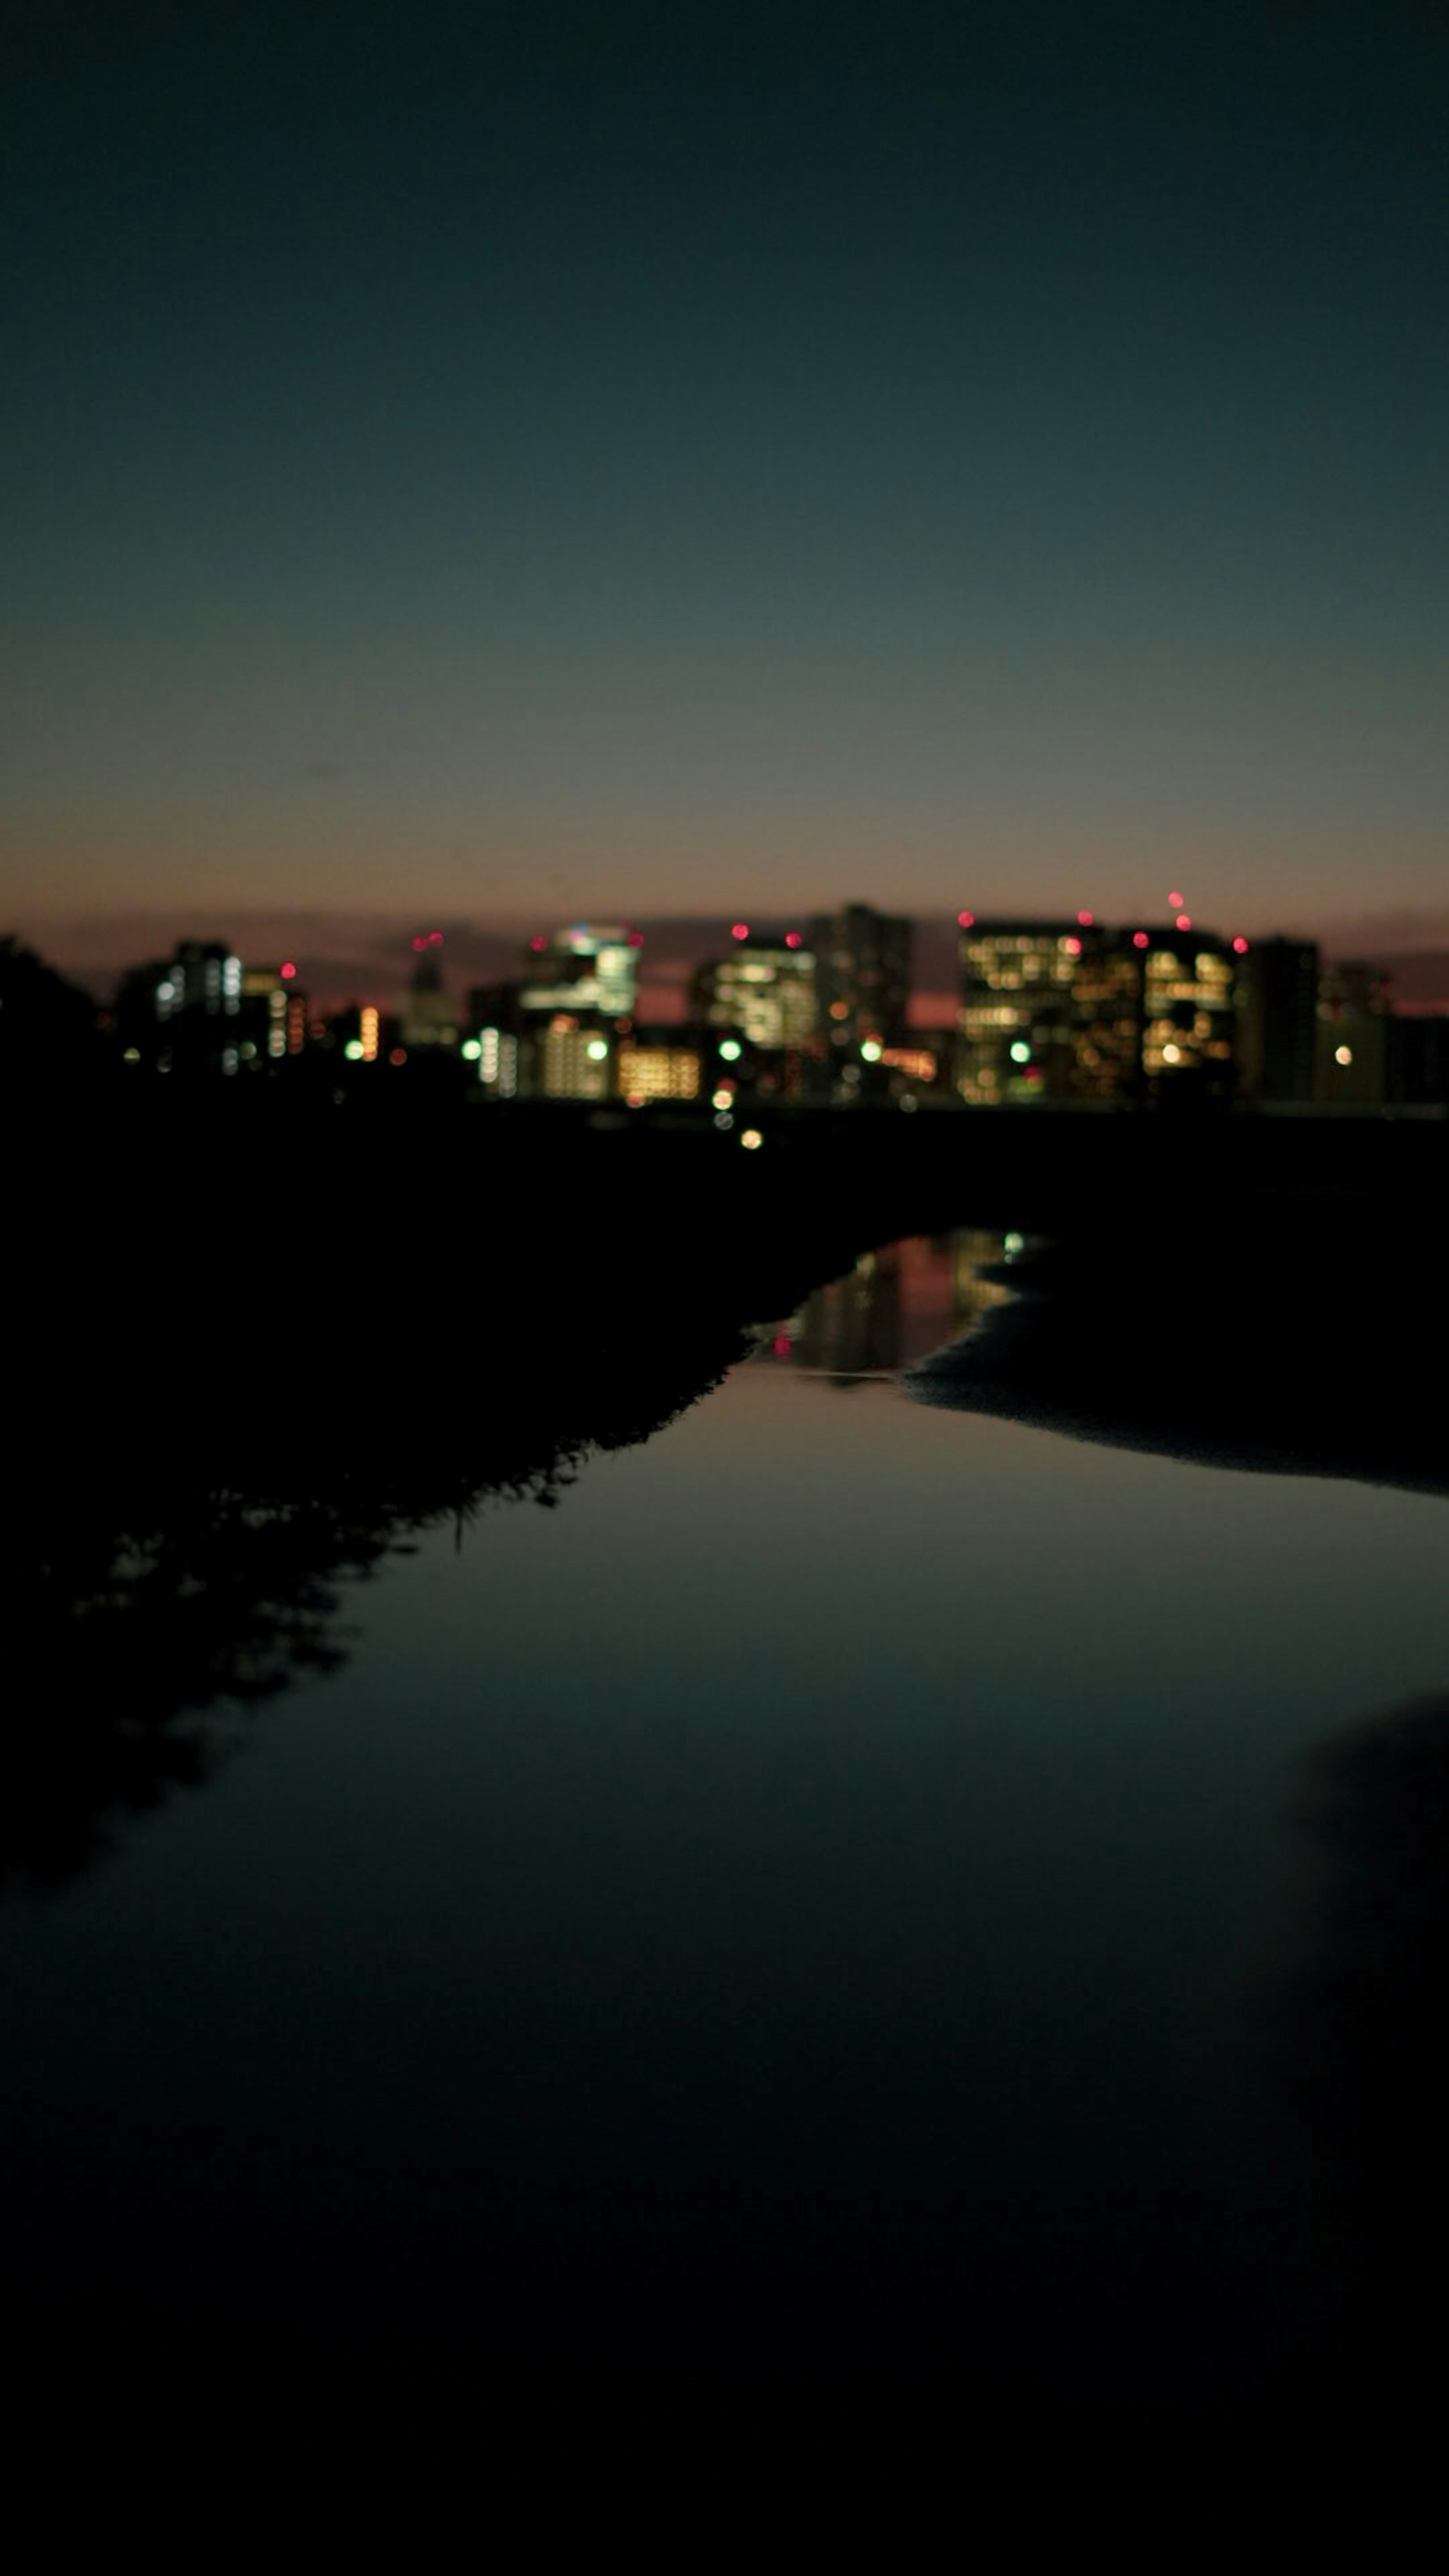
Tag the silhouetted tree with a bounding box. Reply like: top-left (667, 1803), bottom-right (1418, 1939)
top-left (0, 935), bottom-right (103, 1084)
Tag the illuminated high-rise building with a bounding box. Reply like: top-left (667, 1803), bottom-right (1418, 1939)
top-left (1136, 927), bottom-right (1236, 1100)
top-left (616, 1035), bottom-right (701, 1103)
top-left (519, 924), bottom-right (640, 1019)
top-left (692, 938), bottom-right (819, 1051)
top-left (539, 1018), bottom-right (613, 1099)
top-left (957, 918), bottom-right (1237, 1103)
top-left (956, 920), bottom-right (1092, 1103)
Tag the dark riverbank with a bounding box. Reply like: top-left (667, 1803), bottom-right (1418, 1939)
top-left (10, 1093), bottom-right (1448, 1883)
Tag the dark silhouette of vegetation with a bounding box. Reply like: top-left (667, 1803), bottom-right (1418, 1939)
top-left (0, 934), bottom-right (105, 1083)
top-left (6, 1091), bottom-right (943, 1892)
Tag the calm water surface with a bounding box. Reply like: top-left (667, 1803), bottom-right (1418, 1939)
top-left (7, 1233), bottom-right (1448, 2394)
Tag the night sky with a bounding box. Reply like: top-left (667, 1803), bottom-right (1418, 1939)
top-left (5, 2), bottom-right (1447, 975)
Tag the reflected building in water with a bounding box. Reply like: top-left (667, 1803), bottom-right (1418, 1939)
top-left (767, 1231), bottom-right (1014, 1381)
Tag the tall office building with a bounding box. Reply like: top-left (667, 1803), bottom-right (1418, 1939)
top-left (616, 1033), bottom-right (702, 1103)
top-left (692, 937), bottom-right (820, 1050)
top-left (1234, 938), bottom-right (1320, 1102)
top-left (957, 918), bottom-right (1237, 1103)
top-left (957, 920), bottom-right (1098, 1103)
top-left (241, 964), bottom-right (308, 1063)
top-left (118, 939), bottom-right (245, 1074)
top-left (519, 924), bottom-right (640, 1020)
top-left (808, 904), bottom-right (912, 1050)
top-left (539, 1019), bottom-right (613, 1099)
top-left (1137, 926), bottom-right (1236, 1100)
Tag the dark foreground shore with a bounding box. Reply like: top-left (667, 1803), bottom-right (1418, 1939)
top-left (8, 1092), bottom-right (1449, 1884)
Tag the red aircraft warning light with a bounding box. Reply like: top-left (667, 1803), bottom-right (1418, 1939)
top-left (1077, 910), bottom-right (1094, 927)
top-left (731, 921), bottom-right (750, 941)
top-left (784, 930), bottom-right (803, 949)
top-left (627, 930), bottom-right (644, 947)
top-left (280, 961), bottom-right (297, 980)
top-left (1133, 931), bottom-right (1149, 949)
top-left (1169, 891), bottom-right (1184, 910)
top-left (957, 910), bottom-right (975, 929)
top-left (1175, 914), bottom-right (1192, 931)
top-left (1233, 935), bottom-right (1250, 955)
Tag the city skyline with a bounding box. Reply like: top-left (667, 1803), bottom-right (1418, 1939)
top-left (20, 895), bottom-right (1449, 1026)
top-left (5, 8), bottom-right (1446, 955)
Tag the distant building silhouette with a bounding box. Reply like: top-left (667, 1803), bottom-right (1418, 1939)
top-left (1316, 963), bottom-right (1389, 1106)
top-left (808, 903), bottom-right (912, 1051)
top-left (114, 939), bottom-right (244, 1075)
top-left (1234, 937), bottom-right (1319, 1103)
top-left (400, 934), bottom-right (461, 1050)
top-left (1388, 1013), bottom-right (1449, 1106)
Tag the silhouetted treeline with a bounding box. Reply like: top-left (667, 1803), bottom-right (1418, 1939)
top-left (7, 1094), bottom-right (937, 1890)
top-left (0, 935), bottom-right (107, 1084)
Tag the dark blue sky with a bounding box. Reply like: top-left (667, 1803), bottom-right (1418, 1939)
top-left (5, 2), bottom-right (1447, 951)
